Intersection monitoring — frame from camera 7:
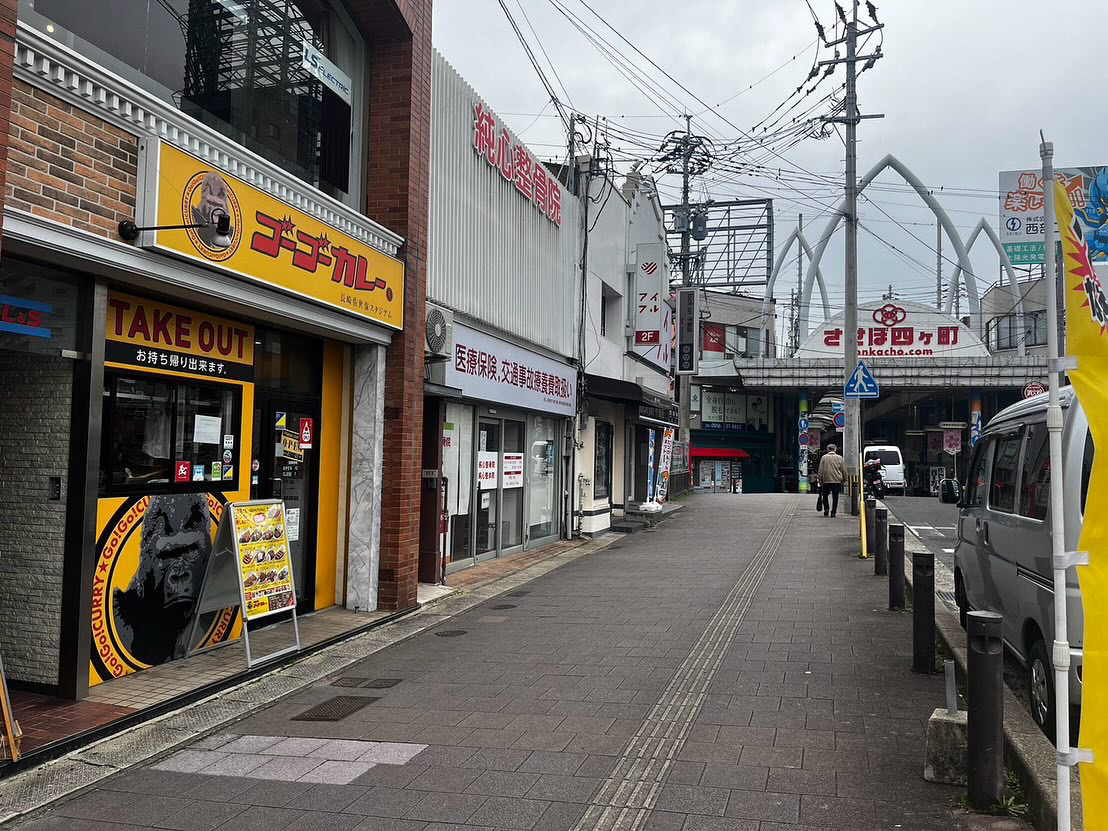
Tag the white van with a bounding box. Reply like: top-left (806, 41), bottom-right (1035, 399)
top-left (942, 387), bottom-right (1093, 740)
top-left (863, 445), bottom-right (906, 494)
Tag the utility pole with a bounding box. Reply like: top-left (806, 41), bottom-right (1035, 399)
top-left (678, 114), bottom-right (693, 446)
top-left (821, 0), bottom-right (883, 514)
top-left (795, 213), bottom-right (803, 354)
top-left (936, 222), bottom-right (943, 310)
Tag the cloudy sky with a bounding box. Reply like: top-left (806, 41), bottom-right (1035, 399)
top-left (432, 0), bottom-right (1099, 340)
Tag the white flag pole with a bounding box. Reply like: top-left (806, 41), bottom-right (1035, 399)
top-left (1041, 135), bottom-right (1073, 831)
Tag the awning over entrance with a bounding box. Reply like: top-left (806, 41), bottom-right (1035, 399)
top-left (691, 447), bottom-right (750, 460)
top-left (585, 373), bottom-right (678, 427)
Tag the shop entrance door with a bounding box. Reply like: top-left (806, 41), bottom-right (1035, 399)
top-left (475, 419), bottom-right (500, 561)
top-left (251, 395), bottom-right (319, 613)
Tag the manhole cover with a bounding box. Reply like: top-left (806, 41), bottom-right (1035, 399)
top-left (434, 629), bottom-right (468, 638)
top-left (330, 676), bottom-right (370, 688)
top-left (508, 591), bottom-right (531, 597)
top-left (363, 678), bottom-right (402, 689)
top-left (490, 604), bottom-right (516, 610)
top-left (292, 695), bottom-right (379, 722)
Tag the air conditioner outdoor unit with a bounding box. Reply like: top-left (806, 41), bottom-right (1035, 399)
top-left (425, 302), bottom-right (454, 359)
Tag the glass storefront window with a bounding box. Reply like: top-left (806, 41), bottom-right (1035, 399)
top-left (528, 415), bottom-right (557, 540)
top-left (253, 329), bottom-right (322, 395)
top-left (0, 257), bottom-right (82, 357)
top-left (593, 421), bottom-right (612, 500)
top-left (442, 403), bottom-right (473, 564)
top-left (23, 0), bottom-right (365, 204)
top-left (100, 373), bottom-right (240, 492)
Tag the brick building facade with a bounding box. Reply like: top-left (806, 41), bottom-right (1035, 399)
top-left (0, 0), bottom-right (432, 706)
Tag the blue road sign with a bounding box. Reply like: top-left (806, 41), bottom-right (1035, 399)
top-left (798, 417), bottom-right (810, 431)
top-left (799, 433), bottom-right (809, 446)
top-left (844, 360), bottom-right (880, 399)
top-left (832, 401), bottom-right (844, 414)
top-left (833, 412), bottom-right (846, 429)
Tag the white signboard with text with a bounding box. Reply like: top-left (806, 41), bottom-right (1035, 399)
top-left (797, 299), bottom-right (989, 359)
top-left (634, 242), bottom-right (672, 371)
top-left (503, 453), bottom-right (524, 488)
top-left (1000, 167), bottom-right (1106, 265)
top-left (447, 322), bottom-right (576, 416)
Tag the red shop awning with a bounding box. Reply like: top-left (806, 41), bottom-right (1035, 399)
top-left (690, 447), bottom-right (750, 460)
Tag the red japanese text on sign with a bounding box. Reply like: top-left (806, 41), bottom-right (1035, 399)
top-left (472, 102), bottom-right (562, 227)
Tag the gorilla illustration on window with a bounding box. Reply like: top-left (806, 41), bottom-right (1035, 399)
top-left (113, 493), bottom-right (213, 666)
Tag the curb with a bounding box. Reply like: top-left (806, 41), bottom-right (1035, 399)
top-left (887, 507), bottom-right (1081, 831)
top-left (0, 532), bottom-right (624, 825)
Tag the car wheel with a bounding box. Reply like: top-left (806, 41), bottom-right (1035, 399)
top-left (1029, 639), bottom-right (1057, 742)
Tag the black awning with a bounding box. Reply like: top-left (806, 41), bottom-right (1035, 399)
top-left (584, 373), bottom-right (674, 410)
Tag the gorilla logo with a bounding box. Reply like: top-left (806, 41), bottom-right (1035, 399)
top-left (181, 169), bottom-right (242, 261)
top-left (112, 493), bottom-right (212, 666)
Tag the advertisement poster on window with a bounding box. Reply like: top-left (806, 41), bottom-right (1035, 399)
top-left (90, 494), bottom-right (242, 685)
top-left (655, 428), bottom-right (674, 503)
top-left (1056, 178), bottom-right (1108, 820)
top-left (503, 453), bottom-right (524, 488)
top-left (477, 451), bottom-right (499, 490)
top-left (138, 140), bottom-right (405, 329)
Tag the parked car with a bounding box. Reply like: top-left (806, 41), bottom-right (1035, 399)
top-left (863, 444), bottom-right (906, 494)
top-left (941, 387), bottom-right (1094, 740)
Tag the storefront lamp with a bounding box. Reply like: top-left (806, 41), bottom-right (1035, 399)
top-left (118, 211), bottom-right (233, 250)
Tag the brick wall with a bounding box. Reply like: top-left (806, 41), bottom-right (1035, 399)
top-left (0, 0), bottom-right (16, 259)
top-left (5, 80), bottom-right (138, 238)
top-left (0, 353), bottom-right (73, 686)
top-left (356, 0), bottom-right (433, 610)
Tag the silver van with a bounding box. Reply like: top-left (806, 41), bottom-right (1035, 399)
top-left (941, 387), bottom-right (1094, 740)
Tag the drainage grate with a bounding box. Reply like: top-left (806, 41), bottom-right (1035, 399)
top-left (937, 590), bottom-right (958, 607)
top-left (330, 676), bottom-right (370, 688)
top-left (362, 678), bottom-right (402, 689)
top-left (434, 629), bottom-right (468, 638)
top-left (292, 695), bottom-right (379, 722)
top-left (490, 604), bottom-right (517, 610)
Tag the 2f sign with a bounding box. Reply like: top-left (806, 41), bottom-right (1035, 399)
top-left (676, 287), bottom-right (699, 375)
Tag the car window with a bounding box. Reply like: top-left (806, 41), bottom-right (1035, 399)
top-left (1082, 428), bottom-right (1095, 515)
top-left (1019, 424), bottom-right (1050, 520)
top-left (965, 439), bottom-right (991, 508)
top-left (989, 431), bottom-right (1023, 513)
top-left (865, 450), bottom-right (901, 466)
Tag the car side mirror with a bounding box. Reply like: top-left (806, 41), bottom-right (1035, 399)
top-left (939, 478), bottom-right (963, 505)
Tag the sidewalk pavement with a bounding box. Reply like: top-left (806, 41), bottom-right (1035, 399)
top-left (8, 495), bottom-right (1029, 831)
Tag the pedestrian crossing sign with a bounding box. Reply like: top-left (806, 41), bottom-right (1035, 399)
top-left (844, 360), bottom-right (880, 399)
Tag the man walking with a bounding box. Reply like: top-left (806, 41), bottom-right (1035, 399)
top-left (817, 443), bottom-right (846, 517)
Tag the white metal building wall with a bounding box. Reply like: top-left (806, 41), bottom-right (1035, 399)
top-left (428, 51), bottom-right (581, 358)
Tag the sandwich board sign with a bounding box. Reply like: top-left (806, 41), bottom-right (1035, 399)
top-left (844, 360), bottom-right (880, 399)
top-left (187, 499), bottom-right (300, 668)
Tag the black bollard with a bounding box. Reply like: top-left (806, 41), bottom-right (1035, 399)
top-left (875, 507), bottom-right (888, 576)
top-left (888, 524), bottom-right (905, 610)
top-left (912, 550), bottom-right (935, 673)
top-left (851, 478), bottom-right (860, 516)
top-left (865, 498), bottom-right (877, 554)
top-left (967, 611), bottom-right (1005, 810)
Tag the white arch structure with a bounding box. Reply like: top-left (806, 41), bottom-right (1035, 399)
top-left (762, 226), bottom-right (832, 353)
top-left (787, 154), bottom-right (982, 340)
top-left (944, 218), bottom-right (1025, 356)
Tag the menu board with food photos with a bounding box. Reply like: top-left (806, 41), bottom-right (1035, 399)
top-left (186, 499), bottom-right (300, 668)
top-left (232, 501), bottom-right (297, 620)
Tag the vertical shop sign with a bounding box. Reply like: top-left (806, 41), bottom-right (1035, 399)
top-left (645, 429), bottom-right (657, 503)
top-left (655, 428), bottom-right (674, 503)
top-left (634, 242), bottom-right (671, 370)
top-left (675, 287), bottom-right (699, 375)
top-left (299, 418), bottom-right (314, 449)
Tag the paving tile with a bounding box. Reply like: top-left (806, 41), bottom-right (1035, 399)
top-left (465, 769), bottom-right (542, 797)
top-left (192, 733), bottom-right (237, 751)
top-left (261, 737), bottom-right (330, 756)
top-left (220, 735), bottom-right (285, 754)
top-left (297, 760), bottom-right (377, 785)
top-left (352, 763), bottom-right (429, 789)
top-left (682, 817), bottom-right (759, 831)
top-left (344, 786), bottom-right (427, 818)
top-left (467, 795), bottom-right (551, 830)
top-left (698, 764), bottom-right (769, 791)
top-left (404, 791), bottom-right (489, 824)
top-left (652, 783), bottom-right (730, 816)
top-left (737, 745), bottom-right (803, 769)
top-left (199, 753), bottom-right (273, 777)
top-left (283, 813), bottom-right (367, 831)
top-left (155, 799), bottom-right (248, 831)
top-left (350, 818), bottom-right (429, 831)
top-left (54, 789), bottom-right (138, 820)
top-left (723, 789), bottom-right (801, 824)
top-left (154, 751), bottom-right (227, 774)
top-left (310, 739), bottom-right (378, 761)
top-left (245, 756), bottom-right (325, 783)
top-left (286, 784), bottom-right (371, 813)
top-left (406, 766), bottom-right (484, 793)
top-left (517, 750), bottom-right (586, 775)
top-left (217, 805), bottom-right (304, 831)
top-left (232, 778), bottom-right (314, 806)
